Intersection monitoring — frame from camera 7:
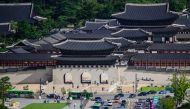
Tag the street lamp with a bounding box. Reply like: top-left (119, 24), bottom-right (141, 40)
top-left (40, 78), bottom-right (42, 96)
top-left (132, 82), bottom-right (135, 93)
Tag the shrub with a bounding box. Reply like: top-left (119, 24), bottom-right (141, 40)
top-left (0, 105), bottom-right (8, 109)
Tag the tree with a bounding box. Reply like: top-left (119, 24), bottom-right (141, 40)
top-left (178, 103), bottom-right (190, 109)
top-left (160, 98), bottom-right (175, 109)
top-left (171, 72), bottom-right (190, 106)
top-left (0, 76), bottom-right (12, 106)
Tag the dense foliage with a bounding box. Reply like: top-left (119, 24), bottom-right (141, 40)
top-left (0, 76), bottom-right (12, 106)
top-left (160, 98), bottom-right (176, 109)
top-left (0, 0), bottom-right (188, 44)
top-left (171, 72), bottom-right (190, 107)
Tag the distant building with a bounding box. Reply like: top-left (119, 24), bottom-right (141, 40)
top-left (0, 3), bottom-right (46, 36)
top-left (1, 2), bottom-right (190, 84)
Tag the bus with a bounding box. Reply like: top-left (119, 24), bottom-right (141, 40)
top-left (68, 91), bottom-right (93, 100)
top-left (6, 90), bottom-right (34, 98)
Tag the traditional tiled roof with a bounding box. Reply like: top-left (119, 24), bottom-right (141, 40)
top-left (33, 40), bottom-right (49, 45)
top-left (0, 53), bottom-right (52, 61)
top-left (148, 43), bottom-right (190, 51)
top-left (54, 39), bottom-right (116, 51)
top-left (42, 37), bottom-right (60, 44)
top-left (50, 33), bottom-right (66, 41)
top-left (0, 23), bottom-right (10, 35)
top-left (143, 26), bottom-right (180, 34)
top-left (112, 3), bottom-right (178, 26)
top-left (95, 19), bottom-right (119, 26)
top-left (174, 14), bottom-right (190, 28)
top-left (112, 3), bottom-right (176, 20)
top-left (9, 47), bottom-right (30, 53)
top-left (128, 42), bottom-right (151, 50)
top-left (33, 39), bottom-right (57, 50)
top-left (64, 29), bottom-right (112, 40)
top-left (7, 39), bottom-right (39, 48)
top-left (131, 53), bottom-right (190, 61)
top-left (0, 3), bottom-right (33, 23)
top-left (80, 21), bottom-right (107, 31)
top-left (35, 44), bottom-right (55, 51)
top-left (105, 37), bottom-right (134, 48)
top-left (53, 55), bottom-right (118, 65)
top-left (111, 29), bottom-right (150, 39)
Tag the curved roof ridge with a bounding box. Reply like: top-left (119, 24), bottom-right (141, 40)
top-left (126, 3), bottom-right (167, 6)
top-left (53, 39), bottom-right (69, 47)
top-left (0, 3), bottom-right (32, 6)
top-left (111, 28), bottom-right (142, 35)
top-left (86, 21), bottom-right (108, 24)
top-left (95, 19), bottom-right (117, 21)
top-left (54, 39), bottom-right (106, 47)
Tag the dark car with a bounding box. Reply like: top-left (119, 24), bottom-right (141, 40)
top-left (120, 100), bottom-right (127, 108)
top-left (147, 90), bottom-right (157, 94)
top-left (47, 94), bottom-right (60, 99)
top-left (128, 93), bottom-right (136, 98)
top-left (117, 93), bottom-right (124, 97)
top-left (138, 92), bottom-right (147, 96)
top-left (159, 90), bottom-right (167, 94)
top-left (114, 95), bottom-right (120, 100)
top-left (95, 97), bottom-right (102, 101)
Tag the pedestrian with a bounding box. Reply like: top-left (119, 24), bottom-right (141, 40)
top-left (74, 102), bottom-right (77, 108)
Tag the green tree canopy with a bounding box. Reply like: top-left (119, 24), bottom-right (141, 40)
top-left (0, 76), bottom-right (12, 106)
top-left (171, 72), bottom-right (190, 106)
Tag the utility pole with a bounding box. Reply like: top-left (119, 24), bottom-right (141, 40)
top-left (40, 78), bottom-right (42, 96)
top-left (135, 73), bottom-right (138, 93)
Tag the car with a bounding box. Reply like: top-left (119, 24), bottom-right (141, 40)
top-left (138, 92), bottom-right (147, 96)
top-left (46, 94), bottom-right (60, 99)
top-left (95, 97), bottom-right (102, 101)
top-left (112, 95), bottom-right (121, 103)
top-left (117, 93), bottom-right (124, 97)
top-left (114, 95), bottom-right (120, 100)
top-left (107, 101), bottom-right (113, 106)
top-left (128, 93), bottom-right (136, 98)
top-left (159, 90), bottom-right (167, 94)
top-left (165, 95), bottom-right (171, 98)
top-left (147, 90), bottom-right (157, 94)
top-left (92, 102), bottom-right (101, 109)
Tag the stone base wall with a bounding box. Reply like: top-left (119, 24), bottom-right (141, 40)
top-left (0, 67), bottom-right (52, 84)
top-left (53, 66), bottom-right (118, 85)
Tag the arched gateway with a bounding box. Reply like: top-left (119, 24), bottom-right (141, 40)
top-left (81, 72), bottom-right (91, 83)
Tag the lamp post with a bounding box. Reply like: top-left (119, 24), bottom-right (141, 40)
top-left (40, 78), bottom-right (42, 96)
top-left (132, 82), bottom-right (135, 93)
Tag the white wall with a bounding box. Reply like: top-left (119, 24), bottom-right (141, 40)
top-left (53, 66), bottom-right (118, 85)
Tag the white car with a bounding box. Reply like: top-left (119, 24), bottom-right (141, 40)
top-left (107, 101), bottom-right (113, 106)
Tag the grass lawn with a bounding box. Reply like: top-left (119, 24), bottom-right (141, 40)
top-left (140, 86), bottom-right (165, 92)
top-left (22, 103), bottom-right (67, 109)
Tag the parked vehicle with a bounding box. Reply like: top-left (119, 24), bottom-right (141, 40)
top-left (128, 93), bottom-right (136, 98)
top-left (47, 94), bottom-right (60, 99)
top-left (117, 93), bottom-right (124, 97)
top-left (114, 95), bottom-right (120, 100)
top-left (147, 90), bottom-right (157, 94)
top-left (107, 101), bottom-right (113, 106)
top-left (138, 92), bottom-right (147, 96)
top-left (113, 95), bottom-right (120, 103)
top-left (159, 90), bottom-right (167, 94)
top-left (95, 97), bottom-right (102, 101)
top-left (121, 100), bottom-right (127, 107)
